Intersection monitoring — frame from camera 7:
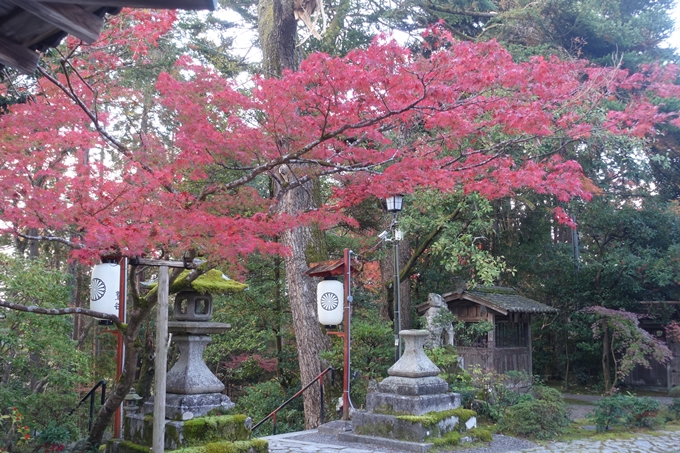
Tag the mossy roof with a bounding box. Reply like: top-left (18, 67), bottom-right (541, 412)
top-left (166, 269), bottom-right (247, 294)
top-left (443, 286), bottom-right (556, 314)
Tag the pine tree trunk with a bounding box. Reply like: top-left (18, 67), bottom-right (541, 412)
top-left (258, 0), bottom-right (330, 428)
top-left (258, 0), bottom-right (296, 78)
top-left (278, 176), bottom-right (330, 428)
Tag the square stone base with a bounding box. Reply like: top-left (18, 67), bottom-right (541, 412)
top-left (143, 393), bottom-right (234, 420)
top-left (366, 391), bottom-right (460, 415)
top-left (351, 410), bottom-right (461, 443)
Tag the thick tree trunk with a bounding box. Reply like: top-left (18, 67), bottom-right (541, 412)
top-left (258, 0), bottom-right (330, 428)
top-left (279, 181), bottom-right (331, 429)
top-left (258, 0), bottom-right (296, 77)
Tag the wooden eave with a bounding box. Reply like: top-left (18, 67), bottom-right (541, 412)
top-left (640, 301), bottom-right (680, 304)
top-left (0, 0), bottom-right (216, 74)
top-left (444, 293), bottom-right (509, 316)
top-left (305, 259), bottom-right (360, 278)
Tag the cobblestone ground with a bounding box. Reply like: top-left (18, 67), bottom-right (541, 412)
top-left (263, 430), bottom-right (680, 453)
top-left (506, 431), bottom-right (680, 453)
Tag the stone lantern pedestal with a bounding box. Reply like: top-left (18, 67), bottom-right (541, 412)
top-left (110, 273), bottom-right (266, 453)
top-left (141, 290), bottom-right (234, 420)
top-left (124, 290), bottom-right (236, 449)
top-left (337, 330), bottom-right (475, 451)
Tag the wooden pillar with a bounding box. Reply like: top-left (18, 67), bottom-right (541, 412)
top-left (527, 316), bottom-right (533, 377)
top-left (153, 266), bottom-right (169, 453)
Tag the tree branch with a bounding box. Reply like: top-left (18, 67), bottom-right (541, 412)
top-left (400, 205), bottom-right (462, 281)
top-left (0, 299), bottom-right (124, 330)
top-left (14, 230), bottom-right (80, 248)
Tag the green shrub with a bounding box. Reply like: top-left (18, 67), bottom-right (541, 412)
top-left (629, 396), bottom-right (661, 429)
top-left (591, 394), bottom-right (661, 432)
top-left (497, 397), bottom-right (570, 439)
top-left (668, 398), bottom-right (680, 421)
top-left (235, 380), bottom-right (304, 436)
top-left (669, 386), bottom-right (680, 398)
top-left (425, 346), bottom-right (461, 384)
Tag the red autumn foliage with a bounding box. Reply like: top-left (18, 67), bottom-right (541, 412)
top-left (2, 15), bottom-right (680, 267)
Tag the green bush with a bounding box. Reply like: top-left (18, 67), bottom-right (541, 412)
top-left (629, 396), bottom-right (662, 429)
top-left (531, 386), bottom-right (564, 405)
top-left (591, 394), bottom-right (661, 432)
top-left (425, 346), bottom-right (463, 384)
top-left (668, 398), bottom-right (680, 421)
top-left (497, 388), bottom-right (570, 439)
top-left (669, 386), bottom-right (680, 398)
top-left (235, 380), bottom-right (304, 436)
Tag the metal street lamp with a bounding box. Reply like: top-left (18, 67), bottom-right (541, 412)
top-left (385, 194), bottom-right (403, 213)
top-left (385, 195), bottom-right (403, 361)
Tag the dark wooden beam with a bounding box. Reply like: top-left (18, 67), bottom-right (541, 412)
top-left (640, 301), bottom-right (680, 304)
top-left (0, 34), bottom-right (39, 74)
top-left (8, 0), bottom-right (103, 44)
top-left (33, 0), bottom-right (217, 11)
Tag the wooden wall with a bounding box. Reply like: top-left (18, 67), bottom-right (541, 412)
top-left (626, 341), bottom-right (680, 390)
top-left (456, 346), bottom-right (532, 374)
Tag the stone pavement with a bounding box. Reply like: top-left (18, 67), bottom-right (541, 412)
top-left (505, 431), bottom-right (680, 453)
top-left (263, 429), bottom-right (680, 453)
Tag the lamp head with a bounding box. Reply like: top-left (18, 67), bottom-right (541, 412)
top-left (385, 194), bottom-right (404, 213)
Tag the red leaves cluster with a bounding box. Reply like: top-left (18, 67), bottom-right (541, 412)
top-left (2, 19), bottom-right (680, 265)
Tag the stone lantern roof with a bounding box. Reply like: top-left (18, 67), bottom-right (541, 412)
top-left (169, 269), bottom-right (248, 294)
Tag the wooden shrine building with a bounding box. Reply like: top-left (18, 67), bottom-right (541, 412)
top-left (418, 286), bottom-right (556, 375)
top-left (0, 0), bottom-right (216, 74)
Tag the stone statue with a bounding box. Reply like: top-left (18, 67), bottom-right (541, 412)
top-left (423, 293), bottom-right (455, 348)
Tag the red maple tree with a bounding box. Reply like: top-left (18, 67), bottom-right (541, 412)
top-left (1, 10), bottom-right (680, 445)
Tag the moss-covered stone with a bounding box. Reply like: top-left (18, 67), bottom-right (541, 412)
top-left (171, 270), bottom-right (247, 294)
top-left (146, 270), bottom-right (247, 298)
top-left (431, 430), bottom-right (460, 447)
top-left (166, 423), bottom-right (181, 448)
top-left (168, 439), bottom-right (268, 453)
top-left (117, 441), bottom-right (152, 453)
top-left (396, 408), bottom-right (476, 427)
top-left (182, 415), bottom-right (250, 445)
top-left (468, 427), bottom-right (492, 442)
top-left (204, 439), bottom-right (269, 453)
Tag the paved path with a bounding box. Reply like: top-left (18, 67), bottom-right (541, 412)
top-left (506, 431), bottom-right (680, 453)
top-left (263, 429), bottom-right (680, 453)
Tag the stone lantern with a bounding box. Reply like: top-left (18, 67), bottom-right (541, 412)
top-left (123, 388), bottom-right (143, 414)
top-left (163, 270), bottom-right (247, 419)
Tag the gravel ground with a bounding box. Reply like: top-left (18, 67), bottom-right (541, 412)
top-left (284, 432), bottom-right (538, 453)
top-left (273, 394), bottom-right (674, 453)
top-left (438, 434), bottom-right (537, 453)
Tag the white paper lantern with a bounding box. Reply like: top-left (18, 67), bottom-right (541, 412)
top-left (90, 263), bottom-right (121, 317)
top-left (317, 280), bottom-right (344, 325)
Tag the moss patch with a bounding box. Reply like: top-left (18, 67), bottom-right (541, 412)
top-left (182, 415), bottom-right (250, 445)
top-left (396, 408), bottom-right (476, 427)
top-left (468, 427), bottom-right (492, 442)
top-left (431, 430), bottom-right (460, 447)
top-left (147, 270), bottom-right (247, 297)
top-left (172, 439), bottom-right (268, 453)
top-left (117, 441), bottom-right (152, 453)
top-left (172, 270), bottom-right (247, 294)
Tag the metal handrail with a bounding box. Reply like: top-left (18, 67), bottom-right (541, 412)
top-left (68, 380), bottom-right (107, 431)
top-left (252, 366), bottom-right (334, 435)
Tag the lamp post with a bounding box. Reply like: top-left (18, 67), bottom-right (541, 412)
top-left (385, 195), bottom-right (403, 361)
